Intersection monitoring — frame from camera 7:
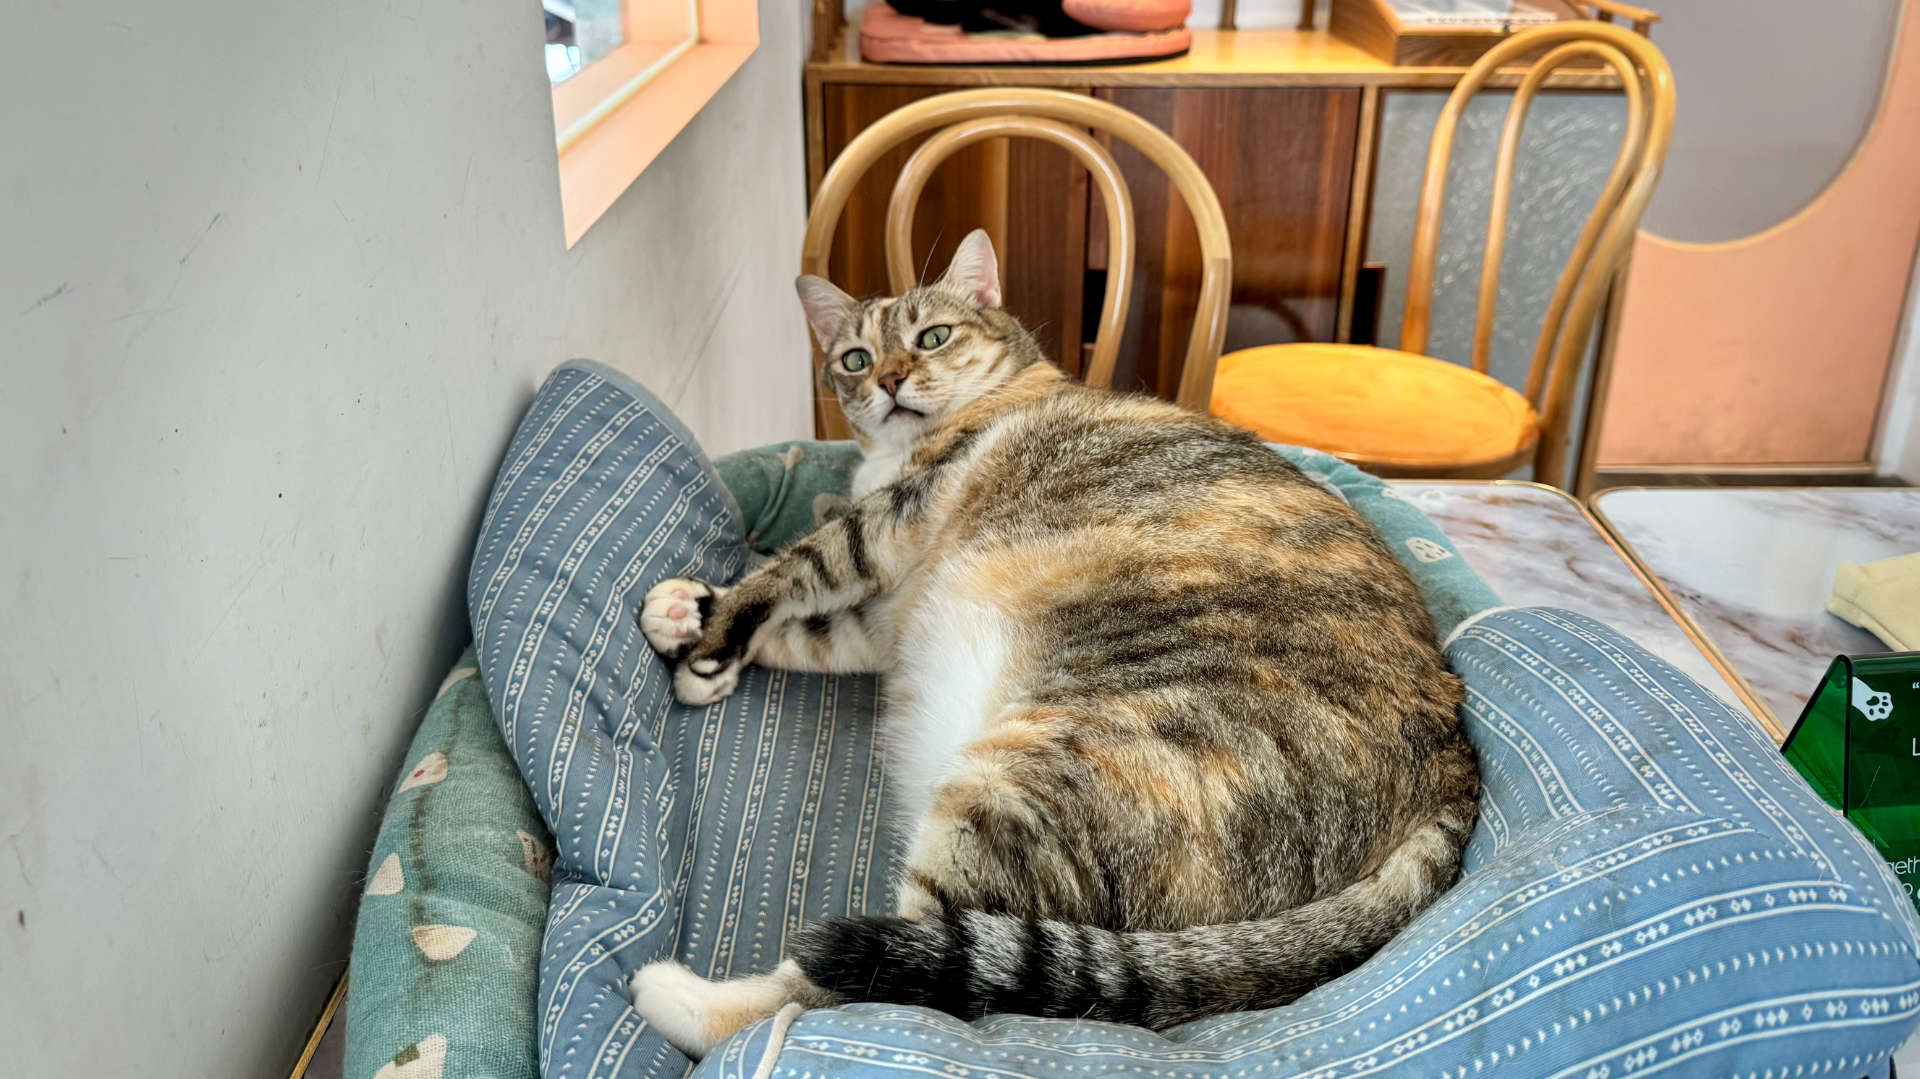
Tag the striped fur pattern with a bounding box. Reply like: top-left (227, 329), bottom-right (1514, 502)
top-left (629, 230), bottom-right (1477, 1056)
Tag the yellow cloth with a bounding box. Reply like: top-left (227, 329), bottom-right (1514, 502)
top-left (1827, 551), bottom-right (1920, 651)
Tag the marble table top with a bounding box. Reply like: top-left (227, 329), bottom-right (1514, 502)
top-left (1591, 487), bottom-right (1920, 738)
top-left (1393, 481), bottom-right (1757, 728)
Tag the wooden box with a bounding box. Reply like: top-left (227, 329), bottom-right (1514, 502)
top-left (1330, 0), bottom-right (1585, 67)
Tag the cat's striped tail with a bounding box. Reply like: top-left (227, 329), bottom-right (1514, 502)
top-left (788, 800), bottom-right (1474, 1030)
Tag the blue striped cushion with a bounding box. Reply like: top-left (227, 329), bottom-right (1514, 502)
top-left (471, 361), bottom-right (1920, 1079)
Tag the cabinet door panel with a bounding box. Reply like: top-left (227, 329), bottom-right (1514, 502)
top-left (1095, 88), bottom-right (1360, 399)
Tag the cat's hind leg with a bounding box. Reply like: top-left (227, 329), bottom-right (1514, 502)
top-left (630, 959), bottom-right (831, 1058)
top-left (894, 708), bottom-right (1110, 926)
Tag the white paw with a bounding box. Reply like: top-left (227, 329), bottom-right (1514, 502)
top-left (640, 578), bottom-right (719, 655)
top-left (630, 960), bottom-right (723, 1058)
top-left (673, 659), bottom-right (741, 706)
top-left (632, 959), bottom-right (812, 1059)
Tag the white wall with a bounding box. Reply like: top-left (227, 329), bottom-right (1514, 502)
top-left (0, 0), bottom-right (810, 1075)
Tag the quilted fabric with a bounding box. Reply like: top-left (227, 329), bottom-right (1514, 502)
top-left (470, 360), bottom-right (1920, 1079)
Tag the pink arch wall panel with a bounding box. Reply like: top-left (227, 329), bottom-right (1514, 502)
top-left (1597, 8), bottom-right (1920, 467)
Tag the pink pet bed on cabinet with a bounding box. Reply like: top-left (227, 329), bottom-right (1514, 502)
top-left (858, 0), bottom-right (1192, 64)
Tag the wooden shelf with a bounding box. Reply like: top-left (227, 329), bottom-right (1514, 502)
top-left (802, 24), bottom-right (1631, 438)
top-left (807, 28), bottom-right (1622, 90)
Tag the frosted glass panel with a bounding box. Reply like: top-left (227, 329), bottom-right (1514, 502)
top-left (1367, 90), bottom-right (1627, 484)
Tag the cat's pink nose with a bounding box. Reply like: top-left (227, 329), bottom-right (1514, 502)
top-left (878, 371), bottom-right (905, 396)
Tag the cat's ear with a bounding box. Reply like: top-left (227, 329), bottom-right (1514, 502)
top-left (795, 275), bottom-right (857, 348)
top-left (939, 229), bottom-right (1002, 309)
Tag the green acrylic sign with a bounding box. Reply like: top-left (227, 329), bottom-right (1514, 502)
top-left (1781, 651), bottom-right (1920, 911)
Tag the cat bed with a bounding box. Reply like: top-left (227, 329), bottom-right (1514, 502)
top-left (859, 3), bottom-right (1192, 66)
top-left (469, 359), bottom-right (1920, 1078)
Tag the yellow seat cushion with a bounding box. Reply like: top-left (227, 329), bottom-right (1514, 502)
top-left (1211, 343), bottom-right (1539, 471)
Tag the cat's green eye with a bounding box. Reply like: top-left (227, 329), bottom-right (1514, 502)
top-left (917, 325), bottom-right (952, 350)
top-left (839, 349), bottom-right (872, 373)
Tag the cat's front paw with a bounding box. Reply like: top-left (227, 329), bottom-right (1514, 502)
top-left (673, 656), bottom-right (742, 707)
top-left (640, 578), bottom-right (723, 657)
top-left (641, 577), bottom-right (745, 705)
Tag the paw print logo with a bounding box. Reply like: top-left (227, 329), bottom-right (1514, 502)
top-left (1405, 537), bottom-right (1454, 564)
top-left (1852, 678), bottom-right (1894, 722)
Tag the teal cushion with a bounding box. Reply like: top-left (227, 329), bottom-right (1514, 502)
top-left (345, 648), bottom-right (552, 1079)
top-left (714, 440), bottom-right (862, 555)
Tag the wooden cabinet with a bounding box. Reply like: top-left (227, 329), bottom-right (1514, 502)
top-left (804, 28), bottom-right (1621, 436)
top-left (1095, 87), bottom-right (1360, 397)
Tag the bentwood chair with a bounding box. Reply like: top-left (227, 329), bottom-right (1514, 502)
top-left (800, 88), bottom-right (1233, 441)
top-left (1208, 22), bottom-right (1675, 485)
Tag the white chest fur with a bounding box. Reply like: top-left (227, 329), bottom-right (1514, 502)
top-left (851, 445), bottom-right (909, 502)
top-left (880, 558), bottom-right (1015, 832)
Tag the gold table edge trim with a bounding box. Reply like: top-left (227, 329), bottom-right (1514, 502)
top-left (1407, 479), bottom-right (1785, 743)
top-left (1585, 487), bottom-right (1788, 744)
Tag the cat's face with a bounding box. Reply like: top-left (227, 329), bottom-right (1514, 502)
top-left (797, 230), bottom-right (1031, 448)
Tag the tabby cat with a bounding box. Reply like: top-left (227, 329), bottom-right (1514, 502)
top-left (629, 230), bottom-right (1478, 1056)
